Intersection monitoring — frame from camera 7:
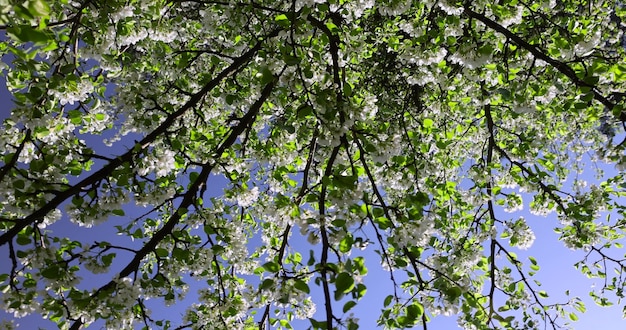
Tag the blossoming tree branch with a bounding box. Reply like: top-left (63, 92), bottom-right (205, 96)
top-left (1, 0), bottom-right (626, 329)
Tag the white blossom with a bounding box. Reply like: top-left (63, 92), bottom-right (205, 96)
top-left (236, 186), bottom-right (260, 207)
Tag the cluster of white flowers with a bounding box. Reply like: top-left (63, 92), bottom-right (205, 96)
top-left (66, 207), bottom-right (101, 228)
top-left (47, 79), bottom-right (94, 106)
top-left (294, 0), bottom-right (327, 10)
top-left (80, 277), bottom-right (140, 329)
top-left (534, 85), bottom-right (559, 105)
top-left (529, 195), bottom-right (555, 216)
top-left (39, 208), bottom-right (62, 228)
top-left (236, 186), bottom-right (260, 208)
top-left (111, 6), bottom-right (134, 23)
top-left (82, 108), bottom-right (110, 134)
top-left (457, 318), bottom-right (479, 330)
top-left (1, 0), bottom-right (624, 328)
top-left (260, 277), bottom-right (317, 319)
top-left (500, 6), bottom-right (524, 28)
top-left (354, 93), bottom-right (378, 121)
top-left (366, 133), bottom-right (405, 164)
top-left (448, 50), bottom-right (492, 69)
top-left (186, 247), bottom-right (215, 276)
top-left (190, 283), bottom-right (251, 327)
top-left (221, 222), bottom-right (252, 271)
top-left (437, 0), bottom-right (464, 16)
top-left (120, 28), bottom-right (149, 46)
top-left (423, 296), bottom-right (461, 318)
top-left (0, 290), bottom-right (37, 318)
top-left (345, 0), bottom-right (375, 19)
top-left (449, 245), bottom-right (484, 274)
top-left (19, 114), bottom-right (77, 145)
top-left (148, 30), bottom-right (178, 43)
top-left (295, 297), bottom-right (317, 319)
top-left (494, 267), bottom-right (514, 289)
top-left (138, 148), bottom-right (177, 178)
top-left (134, 185), bottom-right (176, 207)
top-left (259, 204), bottom-right (296, 252)
top-left (17, 246), bottom-right (53, 269)
top-left (391, 218), bottom-right (435, 249)
top-left (66, 186), bottom-right (130, 227)
top-left (574, 30), bottom-right (602, 56)
top-left (504, 217), bottom-right (536, 250)
top-left (79, 250), bottom-right (115, 274)
top-left (114, 277), bottom-right (141, 303)
top-left (16, 141), bottom-right (38, 164)
top-left (400, 48), bottom-right (447, 67)
top-left (378, 0), bottom-right (412, 16)
top-left (503, 193), bottom-right (523, 213)
top-left (559, 218), bottom-right (601, 250)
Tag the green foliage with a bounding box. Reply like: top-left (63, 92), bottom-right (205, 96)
top-left (1, 0), bottom-right (626, 329)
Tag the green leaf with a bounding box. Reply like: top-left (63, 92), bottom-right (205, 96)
top-left (23, 278), bottom-right (37, 288)
top-left (383, 295), bottom-right (393, 307)
top-left (497, 88), bottom-right (512, 100)
top-left (13, 4), bottom-right (34, 20)
top-left (583, 75), bottom-right (599, 85)
top-left (335, 272), bottom-right (355, 294)
top-left (262, 261), bottom-right (280, 273)
top-left (189, 171), bottom-right (199, 183)
top-left (16, 234), bottom-right (31, 245)
top-left (326, 21), bottom-right (339, 33)
top-left (172, 247), bottom-right (189, 262)
top-left (279, 319), bottom-right (292, 329)
top-left (297, 105), bottom-right (314, 119)
top-left (408, 192), bottom-right (430, 207)
top-left (274, 14), bottom-right (290, 27)
top-left (101, 253), bottom-right (115, 267)
top-left (574, 301), bottom-right (586, 313)
top-left (294, 279), bottom-right (310, 294)
top-left (343, 83), bottom-right (353, 97)
top-left (260, 278), bottom-right (274, 290)
top-left (155, 248), bottom-right (169, 258)
top-left (68, 110), bottom-right (83, 124)
top-left (132, 228), bottom-right (143, 239)
top-left (334, 174), bottom-right (357, 189)
top-left (374, 216), bottom-right (392, 230)
top-left (446, 286), bottom-right (462, 300)
top-left (355, 283), bottom-right (367, 298)
top-left (28, 0), bottom-right (51, 17)
top-left (343, 300), bottom-right (357, 313)
top-left (41, 266), bottom-right (61, 279)
top-left (7, 25), bottom-right (51, 44)
top-left (406, 302), bottom-right (424, 319)
top-left (257, 66), bottom-right (274, 85)
top-left (339, 234), bottom-right (353, 253)
top-left (225, 94), bottom-right (237, 105)
top-left (16, 250), bottom-right (28, 258)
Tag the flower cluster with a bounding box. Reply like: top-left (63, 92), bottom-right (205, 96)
top-left (504, 217), bottom-right (536, 250)
top-left (137, 148), bottom-right (177, 178)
